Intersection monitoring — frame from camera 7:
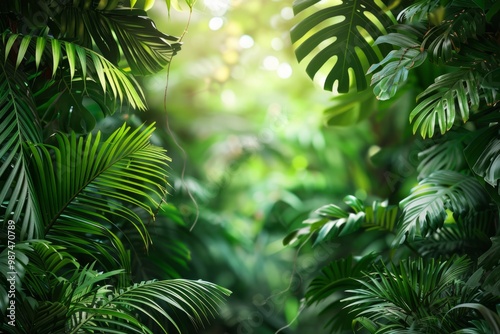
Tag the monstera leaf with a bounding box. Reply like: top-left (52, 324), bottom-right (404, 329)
top-left (291, 0), bottom-right (395, 93)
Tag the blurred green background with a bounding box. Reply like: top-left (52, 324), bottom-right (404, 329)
top-left (106, 1), bottom-right (416, 332)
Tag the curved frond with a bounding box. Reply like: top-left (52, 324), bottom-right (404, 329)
top-left (368, 30), bottom-right (427, 100)
top-left (56, 5), bottom-right (181, 75)
top-left (422, 6), bottom-right (485, 64)
top-left (410, 70), bottom-right (481, 138)
top-left (344, 256), bottom-right (472, 332)
top-left (69, 278), bottom-right (231, 334)
top-left (305, 253), bottom-right (379, 332)
top-left (284, 195), bottom-right (398, 246)
top-left (26, 123), bottom-right (170, 270)
top-left (396, 171), bottom-right (491, 244)
top-left (417, 131), bottom-right (468, 179)
top-left (0, 53), bottom-right (43, 239)
top-left (2, 32), bottom-right (146, 132)
top-left (291, 0), bottom-right (395, 93)
top-left (464, 124), bottom-right (500, 192)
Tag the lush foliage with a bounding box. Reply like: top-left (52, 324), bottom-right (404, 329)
top-left (0, 0), bottom-right (229, 332)
top-left (285, 0), bottom-right (500, 332)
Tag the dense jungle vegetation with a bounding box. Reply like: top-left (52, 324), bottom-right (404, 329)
top-left (1, 0), bottom-right (499, 333)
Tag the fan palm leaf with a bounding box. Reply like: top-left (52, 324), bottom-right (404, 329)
top-left (410, 70), bottom-right (481, 138)
top-left (304, 253), bottom-right (379, 332)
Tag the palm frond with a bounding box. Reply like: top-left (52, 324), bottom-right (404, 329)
top-left (397, 0), bottom-right (440, 23)
top-left (396, 171), bottom-right (491, 244)
top-left (69, 278), bottom-right (231, 334)
top-left (2, 32), bottom-right (146, 132)
top-left (449, 304), bottom-right (500, 334)
top-left (55, 4), bottom-right (181, 75)
top-left (290, 0), bottom-right (394, 93)
top-left (305, 253), bottom-right (379, 332)
top-left (422, 6), bottom-right (485, 64)
top-left (368, 29), bottom-right (427, 100)
top-left (26, 123), bottom-right (170, 272)
top-left (413, 210), bottom-right (496, 259)
top-left (0, 51), bottom-right (43, 239)
top-left (284, 195), bottom-right (398, 246)
top-left (410, 70), bottom-right (481, 138)
top-left (464, 124), bottom-right (500, 193)
top-left (417, 131), bottom-right (468, 179)
top-left (344, 256), bottom-right (472, 332)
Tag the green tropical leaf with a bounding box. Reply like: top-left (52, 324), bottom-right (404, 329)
top-left (26, 123), bottom-right (170, 271)
top-left (0, 52), bottom-right (43, 239)
top-left (291, 0), bottom-right (395, 93)
top-left (56, 5), bottom-right (181, 75)
top-left (410, 70), bottom-right (481, 138)
top-left (69, 278), bottom-right (231, 334)
top-left (464, 124), bottom-right (500, 192)
top-left (450, 303), bottom-right (500, 334)
top-left (284, 196), bottom-right (398, 246)
top-left (398, 0), bottom-right (441, 23)
top-left (344, 256), bottom-right (472, 332)
top-left (368, 31), bottom-right (427, 100)
top-left (305, 253), bottom-right (379, 332)
top-left (422, 6), bottom-right (485, 64)
top-left (396, 171), bottom-right (491, 244)
top-left (417, 131), bottom-right (468, 179)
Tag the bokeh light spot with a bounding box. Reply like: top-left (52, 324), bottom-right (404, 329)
top-left (239, 34), bottom-right (254, 49)
top-left (209, 17), bottom-right (224, 30)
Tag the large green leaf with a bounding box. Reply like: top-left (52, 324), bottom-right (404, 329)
top-left (368, 29), bottom-right (427, 100)
top-left (464, 124), bottom-right (500, 193)
top-left (421, 6), bottom-right (485, 64)
top-left (26, 123), bottom-right (170, 271)
top-left (0, 52), bottom-right (43, 240)
top-left (344, 256), bottom-right (472, 332)
top-left (2, 32), bottom-right (147, 132)
top-left (69, 277), bottom-right (231, 334)
top-left (396, 171), bottom-right (491, 244)
top-left (56, 5), bottom-right (181, 75)
top-left (291, 0), bottom-right (395, 93)
top-left (284, 195), bottom-right (398, 246)
top-left (410, 70), bottom-right (481, 138)
top-left (417, 131), bottom-right (468, 179)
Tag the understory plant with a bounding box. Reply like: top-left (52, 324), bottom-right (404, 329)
top-left (0, 0), bottom-right (229, 332)
top-left (285, 0), bottom-right (500, 332)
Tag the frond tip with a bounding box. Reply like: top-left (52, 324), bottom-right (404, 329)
top-left (69, 278), bottom-right (232, 333)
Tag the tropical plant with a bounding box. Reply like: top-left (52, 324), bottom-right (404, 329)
top-left (285, 0), bottom-right (500, 332)
top-left (0, 0), bottom-right (229, 332)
